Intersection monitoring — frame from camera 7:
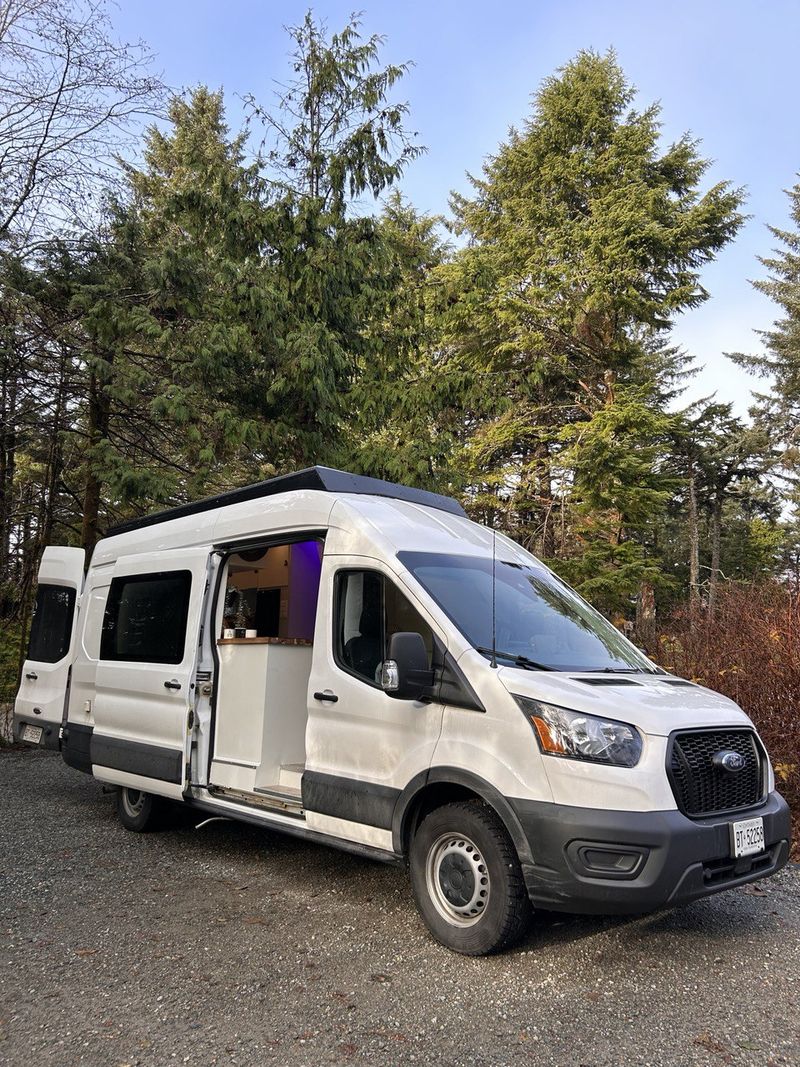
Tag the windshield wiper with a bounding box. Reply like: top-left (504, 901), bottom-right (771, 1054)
top-left (475, 646), bottom-right (556, 671)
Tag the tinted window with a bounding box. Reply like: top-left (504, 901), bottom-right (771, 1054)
top-left (101, 571), bottom-right (191, 664)
top-left (334, 570), bottom-right (434, 686)
top-left (399, 552), bottom-right (656, 673)
top-left (28, 584), bottom-right (76, 663)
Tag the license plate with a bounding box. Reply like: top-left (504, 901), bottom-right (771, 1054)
top-left (21, 723), bottom-right (43, 744)
top-left (731, 816), bottom-right (765, 858)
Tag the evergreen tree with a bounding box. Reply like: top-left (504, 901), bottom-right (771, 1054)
top-left (345, 192), bottom-right (456, 486)
top-left (442, 49), bottom-right (744, 610)
top-left (243, 12), bottom-right (424, 469)
top-left (699, 409), bottom-right (773, 605)
top-left (246, 11), bottom-right (421, 210)
top-left (73, 89), bottom-right (280, 548)
top-left (668, 402), bottom-right (774, 607)
top-left (731, 175), bottom-right (800, 490)
top-left (555, 384), bottom-right (678, 616)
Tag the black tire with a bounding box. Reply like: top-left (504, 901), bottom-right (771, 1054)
top-left (409, 799), bottom-right (531, 955)
top-left (115, 787), bottom-right (166, 832)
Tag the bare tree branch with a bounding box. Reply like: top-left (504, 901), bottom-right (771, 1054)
top-left (0, 0), bottom-right (164, 248)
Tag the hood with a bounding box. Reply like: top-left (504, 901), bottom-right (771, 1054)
top-left (497, 668), bottom-right (751, 737)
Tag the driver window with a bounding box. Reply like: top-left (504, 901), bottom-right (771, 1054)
top-left (335, 569), bottom-right (434, 686)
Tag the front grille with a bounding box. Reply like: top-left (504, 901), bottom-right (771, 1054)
top-left (703, 849), bottom-right (774, 887)
top-left (668, 729), bottom-right (764, 817)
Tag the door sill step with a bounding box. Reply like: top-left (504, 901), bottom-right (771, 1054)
top-left (209, 784), bottom-right (304, 817)
top-left (254, 784), bottom-right (302, 803)
top-left (278, 763), bottom-right (304, 790)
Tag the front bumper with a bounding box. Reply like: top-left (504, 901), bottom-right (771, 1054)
top-left (510, 790), bottom-right (791, 915)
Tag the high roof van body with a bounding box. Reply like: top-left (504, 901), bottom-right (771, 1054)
top-left (14, 467), bottom-right (791, 954)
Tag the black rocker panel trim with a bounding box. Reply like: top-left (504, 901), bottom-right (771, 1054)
top-left (90, 733), bottom-right (183, 784)
top-left (186, 797), bottom-right (404, 865)
top-left (302, 770), bottom-right (400, 830)
top-left (303, 767), bottom-right (535, 861)
top-left (107, 465), bottom-right (465, 536)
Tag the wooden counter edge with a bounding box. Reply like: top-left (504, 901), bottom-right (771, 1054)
top-left (217, 637), bottom-right (313, 647)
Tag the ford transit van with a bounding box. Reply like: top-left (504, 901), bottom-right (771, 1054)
top-left (13, 467), bottom-right (791, 954)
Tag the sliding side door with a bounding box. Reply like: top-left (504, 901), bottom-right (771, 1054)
top-left (91, 548), bottom-right (211, 799)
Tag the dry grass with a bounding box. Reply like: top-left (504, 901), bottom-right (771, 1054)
top-left (650, 582), bottom-right (800, 857)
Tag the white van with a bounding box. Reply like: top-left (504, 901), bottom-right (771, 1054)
top-left (14, 467), bottom-right (791, 954)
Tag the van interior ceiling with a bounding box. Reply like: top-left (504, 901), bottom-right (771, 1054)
top-left (210, 539), bottom-right (323, 808)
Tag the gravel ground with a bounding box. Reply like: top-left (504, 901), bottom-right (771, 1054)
top-left (1, 749), bottom-right (798, 1067)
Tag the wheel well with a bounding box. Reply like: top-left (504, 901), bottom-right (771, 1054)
top-left (401, 783), bottom-right (486, 854)
top-left (399, 777), bottom-right (534, 871)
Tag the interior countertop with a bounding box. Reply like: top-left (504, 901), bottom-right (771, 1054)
top-left (217, 637), bottom-right (313, 647)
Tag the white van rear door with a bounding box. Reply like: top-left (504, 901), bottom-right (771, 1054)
top-left (91, 548), bottom-right (210, 799)
top-left (14, 546), bottom-right (86, 747)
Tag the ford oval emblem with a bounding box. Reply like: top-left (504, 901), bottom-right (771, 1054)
top-left (712, 749), bottom-right (747, 774)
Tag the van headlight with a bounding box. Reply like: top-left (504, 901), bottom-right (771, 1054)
top-left (513, 695), bottom-right (643, 768)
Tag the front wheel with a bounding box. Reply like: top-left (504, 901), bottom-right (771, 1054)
top-left (115, 787), bottom-right (166, 832)
top-left (409, 799), bottom-right (531, 955)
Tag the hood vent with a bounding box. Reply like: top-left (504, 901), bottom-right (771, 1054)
top-left (661, 679), bottom-right (696, 688)
top-left (576, 677), bottom-right (642, 687)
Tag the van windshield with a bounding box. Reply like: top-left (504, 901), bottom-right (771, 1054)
top-left (397, 552), bottom-right (657, 673)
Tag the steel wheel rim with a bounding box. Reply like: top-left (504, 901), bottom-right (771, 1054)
top-left (425, 832), bottom-right (490, 927)
top-left (122, 789), bottom-right (145, 818)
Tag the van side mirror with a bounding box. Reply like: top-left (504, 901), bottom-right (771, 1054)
top-left (381, 632), bottom-right (435, 700)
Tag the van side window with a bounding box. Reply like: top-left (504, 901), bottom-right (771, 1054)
top-left (334, 570), bottom-right (434, 686)
top-left (100, 571), bottom-right (191, 664)
top-left (28, 584), bottom-right (76, 663)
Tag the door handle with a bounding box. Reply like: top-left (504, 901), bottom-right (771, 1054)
top-left (164, 679), bottom-right (182, 691)
top-left (313, 691), bottom-right (338, 703)
top-left (26, 672), bottom-right (38, 681)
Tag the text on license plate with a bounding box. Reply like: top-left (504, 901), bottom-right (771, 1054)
top-left (21, 723), bottom-right (43, 744)
top-left (731, 816), bottom-right (765, 858)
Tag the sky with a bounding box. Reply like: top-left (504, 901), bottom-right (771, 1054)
top-left (114, 0), bottom-right (800, 417)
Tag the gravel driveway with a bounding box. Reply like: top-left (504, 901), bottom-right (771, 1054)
top-left (1, 749), bottom-right (798, 1067)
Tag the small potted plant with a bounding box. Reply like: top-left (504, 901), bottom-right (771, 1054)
top-left (224, 588), bottom-right (254, 638)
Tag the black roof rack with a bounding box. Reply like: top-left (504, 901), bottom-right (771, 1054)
top-left (106, 465), bottom-right (466, 537)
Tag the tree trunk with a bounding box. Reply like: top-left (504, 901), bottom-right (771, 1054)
top-left (80, 464), bottom-right (102, 557)
top-left (636, 581), bottom-right (656, 647)
top-left (688, 464), bottom-right (700, 608)
top-left (0, 362), bottom-right (9, 583)
top-left (15, 482), bottom-right (37, 678)
top-left (535, 440), bottom-right (555, 558)
top-left (0, 348), bottom-right (19, 589)
top-left (80, 362), bottom-right (111, 556)
top-left (37, 344), bottom-right (70, 548)
top-left (709, 493), bottom-right (722, 612)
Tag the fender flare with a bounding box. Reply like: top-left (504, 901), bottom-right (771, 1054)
top-left (391, 765), bottom-right (534, 867)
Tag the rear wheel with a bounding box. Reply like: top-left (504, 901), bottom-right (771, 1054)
top-left (409, 799), bottom-right (531, 955)
top-left (115, 787), bottom-right (165, 832)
